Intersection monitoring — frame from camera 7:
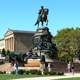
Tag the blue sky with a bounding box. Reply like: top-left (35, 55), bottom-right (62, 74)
top-left (0, 0), bottom-right (80, 38)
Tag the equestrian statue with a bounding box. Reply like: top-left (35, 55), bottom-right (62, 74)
top-left (35, 6), bottom-right (49, 28)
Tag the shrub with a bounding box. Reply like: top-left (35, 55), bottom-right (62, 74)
top-left (11, 71), bottom-right (16, 74)
top-left (29, 70), bottom-right (36, 74)
top-left (0, 61), bottom-right (5, 65)
top-left (43, 71), bottom-right (49, 75)
top-left (49, 71), bottom-right (57, 75)
top-left (36, 70), bottom-right (41, 75)
top-left (11, 70), bottom-right (64, 76)
top-left (29, 70), bottom-right (41, 75)
top-left (18, 70), bottom-right (25, 75)
top-left (11, 70), bottom-right (25, 75)
top-left (57, 72), bottom-right (64, 75)
top-left (25, 70), bottom-right (41, 75)
top-left (25, 70), bottom-right (30, 75)
top-left (0, 71), bottom-right (6, 74)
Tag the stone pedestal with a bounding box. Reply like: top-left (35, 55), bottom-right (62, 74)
top-left (29, 27), bottom-right (57, 72)
top-left (32, 27), bottom-right (57, 59)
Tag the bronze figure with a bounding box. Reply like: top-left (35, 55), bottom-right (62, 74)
top-left (35, 6), bottom-right (49, 28)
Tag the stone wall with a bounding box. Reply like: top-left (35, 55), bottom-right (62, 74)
top-left (51, 61), bottom-right (80, 72)
top-left (14, 33), bottom-right (34, 53)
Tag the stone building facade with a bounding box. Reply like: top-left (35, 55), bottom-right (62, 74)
top-left (0, 39), bottom-right (5, 51)
top-left (0, 29), bottom-right (34, 53)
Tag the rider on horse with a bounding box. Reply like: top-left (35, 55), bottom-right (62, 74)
top-left (38, 6), bottom-right (45, 17)
top-left (35, 6), bottom-right (49, 28)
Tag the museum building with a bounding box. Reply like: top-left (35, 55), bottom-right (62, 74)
top-left (0, 29), bottom-right (34, 53)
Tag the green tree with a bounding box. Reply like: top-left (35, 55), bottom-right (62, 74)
top-left (6, 50), bottom-right (10, 56)
top-left (55, 28), bottom-right (80, 62)
top-left (1, 48), bottom-right (6, 56)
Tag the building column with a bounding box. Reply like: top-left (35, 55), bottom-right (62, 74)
top-left (11, 37), bottom-right (14, 51)
top-left (9, 38), bottom-right (11, 50)
top-left (5, 39), bottom-right (7, 50)
top-left (6, 39), bottom-right (8, 50)
top-left (7, 39), bottom-right (9, 50)
top-left (5, 37), bottom-right (14, 51)
top-left (11, 37), bottom-right (13, 51)
top-left (10, 38), bottom-right (11, 51)
top-left (8, 38), bottom-right (10, 51)
top-left (11, 38), bottom-right (12, 51)
top-left (13, 37), bottom-right (14, 51)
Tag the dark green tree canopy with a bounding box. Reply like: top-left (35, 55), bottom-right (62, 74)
top-left (1, 48), bottom-right (6, 56)
top-left (54, 27), bottom-right (80, 62)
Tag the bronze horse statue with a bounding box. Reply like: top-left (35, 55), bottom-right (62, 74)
top-left (35, 6), bottom-right (49, 28)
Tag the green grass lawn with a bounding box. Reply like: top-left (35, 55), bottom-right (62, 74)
top-left (57, 77), bottom-right (80, 80)
top-left (0, 74), bottom-right (43, 80)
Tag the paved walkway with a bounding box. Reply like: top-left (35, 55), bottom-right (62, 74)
top-left (0, 63), bottom-right (13, 72)
top-left (14, 73), bottom-right (80, 80)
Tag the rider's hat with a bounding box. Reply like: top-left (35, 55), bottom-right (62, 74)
top-left (41, 6), bottom-right (44, 9)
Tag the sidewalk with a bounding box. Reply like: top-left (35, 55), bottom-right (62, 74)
top-left (14, 73), bottom-right (80, 80)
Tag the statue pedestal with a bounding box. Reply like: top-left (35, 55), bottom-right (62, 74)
top-left (32, 27), bottom-right (57, 59)
top-left (32, 27), bottom-right (57, 72)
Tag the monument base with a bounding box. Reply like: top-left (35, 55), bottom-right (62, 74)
top-left (32, 27), bottom-right (57, 59)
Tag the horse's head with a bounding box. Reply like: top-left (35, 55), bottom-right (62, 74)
top-left (44, 8), bottom-right (49, 15)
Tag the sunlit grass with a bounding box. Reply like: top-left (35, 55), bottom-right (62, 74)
top-left (57, 77), bottom-right (80, 80)
top-left (0, 74), bottom-right (43, 80)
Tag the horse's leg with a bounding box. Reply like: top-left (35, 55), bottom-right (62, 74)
top-left (46, 19), bottom-right (48, 26)
top-left (38, 22), bottom-right (39, 29)
top-left (42, 21), bottom-right (43, 27)
top-left (35, 20), bottom-right (39, 28)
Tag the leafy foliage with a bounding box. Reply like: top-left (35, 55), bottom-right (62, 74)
top-left (6, 50), bottom-right (10, 56)
top-left (1, 48), bottom-right (6, 56)
top-left (55, 28), bottom-right (80, 62)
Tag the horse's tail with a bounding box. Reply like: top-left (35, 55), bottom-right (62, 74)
top-left (35, 20), bottom-right (39, 26)
top-left (46, 19), bottom-right (48, 26)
